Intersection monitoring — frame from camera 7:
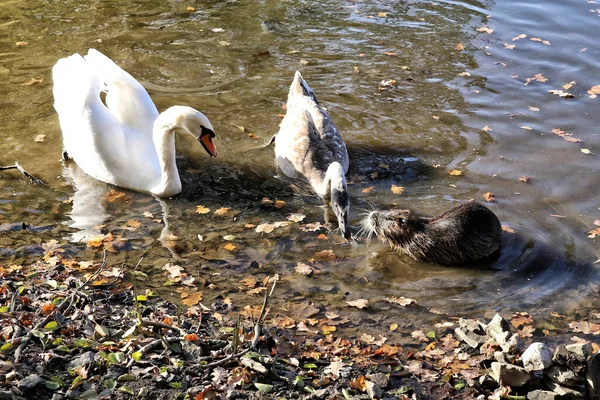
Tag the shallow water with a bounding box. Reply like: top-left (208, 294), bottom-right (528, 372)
top-left (1, 0), bottom-right (599, 337)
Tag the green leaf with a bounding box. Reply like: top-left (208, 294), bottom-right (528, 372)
top-left (46, 280), bottom-right (58, 289)
top-left (454, 380), bottom-right (466, 390)
top-left (134, 295), bottom-right (147, 302)
top-left (118, 385), bottom-right (135, 395)
top-left (73, 339), bottom-right (93, 349)
top-left (169, 382), bottom-right (183, 389)
top-left (44, 321), bottom-right (59, 331)
top-left (50, 376), bottom-right (66, 387)
top-left (304, 363), bottom-right (317, 369)
top-left (0, 305), bottom-right (9, 312)
top-left (131, 351), bottom-right (143, 362)
top-left (31, 330), bottom-right (45, 338)
top-left (1, 342), bottom-right (14, 352)
top-left (117, 374), bottom-right (135, 382)
top-left (254, 383), bottom-right (273, 393)
top-left (104, 379), bottom-right (117, 389)
top-left (131, 271), bottom-right (149, 281)
top-left (55, 345), bottom-right (71, 353)
top-left (342, 388), bottom-right (351, 400)
top-left (106, 352), bottom-right (125, 364)
top-left (45, 381), bottom-right (60, 390)
top-left (223, 235), bottom-right (236, 241)
top-left (426, 330), bottom-right (436, 340)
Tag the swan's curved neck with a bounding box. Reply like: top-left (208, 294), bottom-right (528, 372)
top-left (150, 108), bottom-right (183, 197)
top-left (320, 162), bottom-right (346, 198)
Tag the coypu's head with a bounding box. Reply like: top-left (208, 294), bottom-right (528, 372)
top-left (359, 209), bottom-right (425, 245)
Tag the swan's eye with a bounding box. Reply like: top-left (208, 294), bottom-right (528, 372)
top-left (200, 126), bottom-right (216, 138)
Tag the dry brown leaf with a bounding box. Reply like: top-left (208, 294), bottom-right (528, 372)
top-left (104, 190), bottom-right (131, 202)
top-left (240, 277), bottom-right (257, 288)
top-left (126, 219), bottom-right (141, 229)
top-left (186, 6), bottom-right (196, 11)
top-left (587, 85), bottom-right (600, 99)
top-left (569, 321), bottom-right (600, 335)
top-left (181, 291), bottom-right (203, 307)
top-left (551, 128), bottom-right (582, 143)
top-left (391, 184), bottom-right (404, 194)
top-left (563, 81), bottom-right (576, 90)
top-left (476, 26), bottom-right (494, 34)
top-left (520, 126), bottom-right (532, 130)
top-left (383, 296), bottom-right (416, 306)
top-left (353, 66), bottom-right (360, 74)
top-left (362, 186), bottom-right (375, 193)
top-left (295, 262), bottom-right (314, 276)
top-left (321, 325), bottom-right (337, 335)
top-left (214, 207), bottom-right (230, 216)
top-left (317, 233), bottom-right (328, 240)
top-left (528, 106), bottom-right (540, 112)
top-left (41, 303), bottom-right (55, 316)
top-left (518, 325), bottom-right (535, 337)
top-left (512, 33), bottom-right (527, 41)
top-left (511, 312), bottom-right (533, 328)
top-left (384, 51), bottom-right (397, 56)
top-left (519, 176), bottom-right (531, 183)
top-left (275, 200), bottom-right (286, 209)
top-left (314, 249), bottom-right (336, 262)
top-left (524, 73), bottom-right (548, 86)
top-left (223, 243), bottom-right (236, 251)
top-left (483, 192), bottom-right (496, 202)
top-left (287, 213), bottom-right (306, 223)
top-left (455, 43), bottom-right (465, 51)
top-left (482, 125), bottom-right (492, 132)
top-left (346, 299), bottom-right (369, 309)
top-left (255, 223), bottom-right (275, 233)
top-left (530, 37), bottom-right (543, 42)
top-left (547, 89), bottom-right (574, 98)
top-left (196, 205), bottom-right (210, 214)
top-left (15, 41), bottom-right (28, 46)
top-left (588, 227), bottom-right (600, 239)
top-left (22, 77), bottom-right (43, 86)
top-left (503, 43), bottom-right (516, 50)
top-left (349, 375), bottom-right (366, 392)
top-left (448, 169), bottom-right (463, 176)
top-left (377, 11), bottom-right (387, 17)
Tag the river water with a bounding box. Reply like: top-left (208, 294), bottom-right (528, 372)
top-left (1, 0), bottom-right (599, 339)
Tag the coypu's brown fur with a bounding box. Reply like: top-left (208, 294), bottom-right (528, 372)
top-left (360, 201), bottom-right (502, 266)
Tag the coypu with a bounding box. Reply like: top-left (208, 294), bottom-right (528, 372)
top-left (359, 201), bottom-right (502, 266)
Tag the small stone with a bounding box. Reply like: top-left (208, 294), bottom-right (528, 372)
top-left (490, 362), bottom-right (531, 387)
top-left (365, 372), bottom-right (389, 388)
top-left (240, 357), bottom-right (267, 374)
top-left (544, 365), bottom-right (584, 387)
top-left (522, 342), bottom-right (554, 372)
top-left (0, 390), bottom-right (13, 400)
top-left (486, 314), bottom-right (511, 337)
top-left (553, 344), bottom-right (587, 372)
top-left (479, 374), bottom-right (498, 390)
top-left (17, 374), bottom-right (44, 390)
top-left (67, 351), bottom-right (96, 370)
top-left (366, 381), bottom-right (383, 399)
top-left (565, 342), bottom-right (592, 358)
top-left (181, 341), bottom-right (204, 360)
top-left (586, 351), bottom-right (600, 399)
top-left (455, 327), bottom-right (487, 349)
top-left (545, 380), bottom-right (585, 398)
top-left (52, 395), bottom-right (65, 400)
top-left (459, 318), bottom-right (486, 335)
top-left (527, 390), bottom-right (557, 400)
top-left (499, 333), bottom-right (520, 354)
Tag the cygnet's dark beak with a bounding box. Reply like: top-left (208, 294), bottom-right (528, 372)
top-left (339, 213), bottom-right (351, 241)
top-left (199, 127), bottom-right (218, 158)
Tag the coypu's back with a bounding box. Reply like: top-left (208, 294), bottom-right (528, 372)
top-left (362, 201), bottom-right (502, 266)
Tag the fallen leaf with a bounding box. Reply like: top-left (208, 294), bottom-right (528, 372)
top-left (563, 81), bottom-right (576, 90)
top-left (349, 375), bottom-right (366, 392)
top-left (15, 41), bottom-right (28, 46)
top-left (346, 299), bottom-right (369, 309)
top-left (214, 207), bottom-right (230, 216)
top-left (518, 325), bottom-right (535, 337)
top-left (448, 169), bottom-right (463, 176)
top-left (300, 59), bottom-right (309, 65)
top-left (520, 126), bottom-right (533, 130)
top-left (383, 296), bottom-right (416, 306)
top-left (186, 6), bottom-right (196, 11)
top-left (34, 134), bottom-right (46, 143)
top-left (390, 323), bottom-right (398, 331)
top-left (314, 249), bottom-right (336, 262)
top-left (457, 71), bottom-right (471, 77)
top-left (255, 223), bottom-right (275, 233)
top-left (411, 330), bottom-right (428, 342)
top-left (512, 34), bottom-right (527, 41)
top-left (196, 205), bottom-right (210, 214)
top-left (455, 43), bottom-right (465, 51)
top-left (362, 186), bottom-right (376, 193)
top-left (41, 303), bottom-right (55, 316)
top-left (126, 219), bottom-right (141, 229)
top-left (511, 312), bottom-right (533, 328)
top-left (321, 325), bottom-right (337, 335)
top-left (481, 125), bottom-right (492, 132)
top-left (588, 227), bottom-right (600, 239)
top-left (104, 190), bottom-right (130, 202)
top-left (588, 85), bottom-right (600, 99)
top-left (22, 77), bottom-right (43, 85)
top-left (503, 43), bottom-right (515, 50)
top-left (316, 233), bottom-right (328, 240)
top-left (353, 66), bottom-right (361, 74)
top-left (524, 73), bottom-right (548, 86)
top-left (476, 26), bottom-right (493, 34)
top-left (551, 128), bottom-right (582, 143)
top-left (528, 106), bottom-right (540, 112)
top-left (384, 51), bottom-right (397, 56)
top-left (391, 184), bottom-right (404, 194)
top-left (377, 11), bottom-right (387, 17)
top-left (223, 243), bottom-right (236, 251)
top-left (519, 176), bottom-right (531, 183)
top-left (287, 213), bottom-right (306, 223)
top-left (581, 148), bottom-right (593, 155)
top-left (181, 291), bottom-right (203, 307)
top-left (295, 262), bottom-right (314, 276)
top-left (248, 133), bottom-right (259, 139)
top-left (569, 321), bottom-right (600, 335)
top-left (483, 192), bottom-right (496, 202)
top-left (275, 200), bottom-right (286, 209)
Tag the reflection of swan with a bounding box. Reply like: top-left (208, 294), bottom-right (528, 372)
top-left (52, 49), bottom-right (218, 197)
top-left (62, 162), bottom-right (110, 243)
top-left (275, 71), bottom-right (351, 239)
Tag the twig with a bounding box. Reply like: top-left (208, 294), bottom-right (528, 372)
top-left (194, 276), bottom-right (278, 370)
top-left (0, 162), bottom-right (44, 185)
top-left (14, 251), bottom-right (109, 362)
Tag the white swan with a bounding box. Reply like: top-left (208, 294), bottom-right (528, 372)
top-left (52, 49), bottom-right (218, 197)
top-left (274, 71), bottom-right (351, 239)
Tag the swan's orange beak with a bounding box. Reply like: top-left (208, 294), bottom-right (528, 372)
top-left (199, 130), bottom-right (218, 158)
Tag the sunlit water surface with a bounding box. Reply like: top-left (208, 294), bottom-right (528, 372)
top-left (1, 0), bottom-right (599, 340)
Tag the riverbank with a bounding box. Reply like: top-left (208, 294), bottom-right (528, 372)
top-left (1, 248), bottom-right (599, 400)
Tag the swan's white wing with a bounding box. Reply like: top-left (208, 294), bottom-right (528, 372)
top-left (52, 53), bottom-right (159, 190)
top-left (84, 49), bottom-right (158, 137)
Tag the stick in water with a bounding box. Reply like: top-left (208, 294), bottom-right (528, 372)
top-left (0, 161), bottom-right (44, 185)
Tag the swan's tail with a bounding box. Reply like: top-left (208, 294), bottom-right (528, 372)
top-left (52, 53), bottom-right (100, 115)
